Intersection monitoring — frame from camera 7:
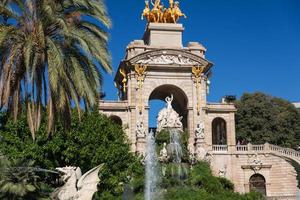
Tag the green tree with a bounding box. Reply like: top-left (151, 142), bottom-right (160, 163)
top-left (235, 92), bottom-right (300, 148)
top-left (0, 110), bottom-right (142, 199)
top-left (0, 0), bottom-right (111, 140)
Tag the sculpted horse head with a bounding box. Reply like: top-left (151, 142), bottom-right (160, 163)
top-left (173, 2), bottom-right (186, 22)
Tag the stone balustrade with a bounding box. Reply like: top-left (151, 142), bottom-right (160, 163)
top-left (252, 144), bottom-right (264, 151)
top-left (269, 144), bottom-right (300, 158)
top-left (212, 145), bottom-right (228, 152)
top-left (236, 145), bottom-right (248, 151)
top-left (211, 143), bottom-right (300, 163)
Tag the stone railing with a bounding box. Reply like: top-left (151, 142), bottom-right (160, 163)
top-left (236, 144), bottom-right (265, 152)
top-left (236, 145), bottom-right (248, 151)
top-left (252, 144), bottom-right (264, 151)
top-left (268, 144), bottom-right (300, 160)
top-left (212, 143), bottom-right (300, 163)
top-left (212, 145), bottom-right (228, 152)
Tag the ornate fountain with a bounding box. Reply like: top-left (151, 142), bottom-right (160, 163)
top-left (144, 94), bottom-right (185, 200)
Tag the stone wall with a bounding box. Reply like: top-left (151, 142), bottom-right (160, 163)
top-left (211, 153), bottom-right (299, 198)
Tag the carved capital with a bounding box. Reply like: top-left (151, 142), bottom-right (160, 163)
top-left (134, 64), bottom-right (147, 88)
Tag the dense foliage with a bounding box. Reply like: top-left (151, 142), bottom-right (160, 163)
top-left (0, 110), bottom-right (141, 199)
top-left (235, 92), bottom-right (300, 148)
top-left (127, 129), bottom-right (265, 200)
top-left (128, 161), bottom-right (264, 200)
top-left (0, 157), bottom-right (51, 199)
top-left (0, 0), bottom-right (111, 139)
top-left (163, 162), bottom-right (264, 200)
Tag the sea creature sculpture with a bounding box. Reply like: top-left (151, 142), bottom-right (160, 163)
top-left (51, 164), bottom-right (104, 200)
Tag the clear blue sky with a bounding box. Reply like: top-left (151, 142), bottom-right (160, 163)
top-left (103, 0), bottom-right (300, 126)
top-left (103, 0), bottom-right (300, 102)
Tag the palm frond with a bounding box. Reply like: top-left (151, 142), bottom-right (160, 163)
top-left (0, 0), bottom-right (112, 138)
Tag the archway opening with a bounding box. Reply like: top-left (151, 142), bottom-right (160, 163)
top-left (109, 115), bottom-right (122, 126)
top-left (249, 174), bottom-right (266, 196)
top-left (212, 117), bottom-right (227, 145)
top-left (148, 84), bottom-right (188, 131)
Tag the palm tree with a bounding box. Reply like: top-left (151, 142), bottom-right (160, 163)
top-left (0, 0), bottom-right (111, 140)
top-left (0, 157), bottom-right (50, 199)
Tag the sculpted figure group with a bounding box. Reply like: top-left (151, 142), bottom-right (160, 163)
top-left (141, 0), bottom-right (186, 23)
top-left (157, 95), bottom-right (183, 132)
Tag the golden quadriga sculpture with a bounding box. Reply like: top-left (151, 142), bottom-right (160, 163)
top-left (141, 0), bottom-right (186, 23)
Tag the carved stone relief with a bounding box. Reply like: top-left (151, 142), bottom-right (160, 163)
top-left (195, 122), bottom-right (205, 139)
top-left (129, 49), bottom-right (208, 67)
top-left (137, 54), bottom-right (200, 65)
top-left (248, 153), bottom-right (263, 172)
top-left (218, 165), bottom-right (227, 178)
top-left (136, 120), bottom-right (146, 138)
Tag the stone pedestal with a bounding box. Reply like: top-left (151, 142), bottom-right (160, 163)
top-left (143, 23), bottom-right (184, 47)
top-left (136, 137), bottom-right (146, 156)
top-left (195, 142), bottom-right (206, 161)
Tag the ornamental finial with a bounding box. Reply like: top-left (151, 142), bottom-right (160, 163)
top-left (141, 0), bottom-right (186, 24)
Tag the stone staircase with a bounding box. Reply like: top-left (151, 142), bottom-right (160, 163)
top-left (268, 144), bottom-right (300, 164)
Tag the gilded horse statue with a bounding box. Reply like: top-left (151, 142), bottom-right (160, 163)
top-left (150, 0), bottom-right (164, 23)
top-left (172, 1), bottom-right (187, 22)
top-left (141, 1), bottom-right (151, 21)
top-left (141, 0), bottom-right (163, 23)
top-left (162, 1), bottom-right (186, 23)
top-left (141, 0), bottom-right (186, 23)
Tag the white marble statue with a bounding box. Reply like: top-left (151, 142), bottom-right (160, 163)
top-left (157, 94), bottom-right (183, 132)
top-left (165, 95), bottom-right (173, 109)
top-left (158, 142), bottom-right (169, 163)
top-left (51, 164), bottom-right (103, 200)
top-left (136, 120), bottom-right (146, 138)
top-left (195, 122), bottom-right (205, 139)
top-left (218, 165), bottom-right (227, 178)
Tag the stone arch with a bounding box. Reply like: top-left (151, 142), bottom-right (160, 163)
top-left (212, 117), bottom-right (227, 145)
top-left (249, 174), bottom-right (266, 196)
top-left (109, 115), bottom-right (122, 126)
top-left (148, 84), bottom-right (189, 130)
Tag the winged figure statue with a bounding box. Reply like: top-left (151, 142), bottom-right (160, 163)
top-left (51, 164), bottom-right (104, 200)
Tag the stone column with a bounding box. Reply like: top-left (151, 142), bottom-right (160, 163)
top-left (194, 122), bottom-right (206, 160)
top-left (135, 116), bottom-right (147, 155)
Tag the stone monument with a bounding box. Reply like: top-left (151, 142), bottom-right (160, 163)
top-left (99, 1), bottom-right (300, 198)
